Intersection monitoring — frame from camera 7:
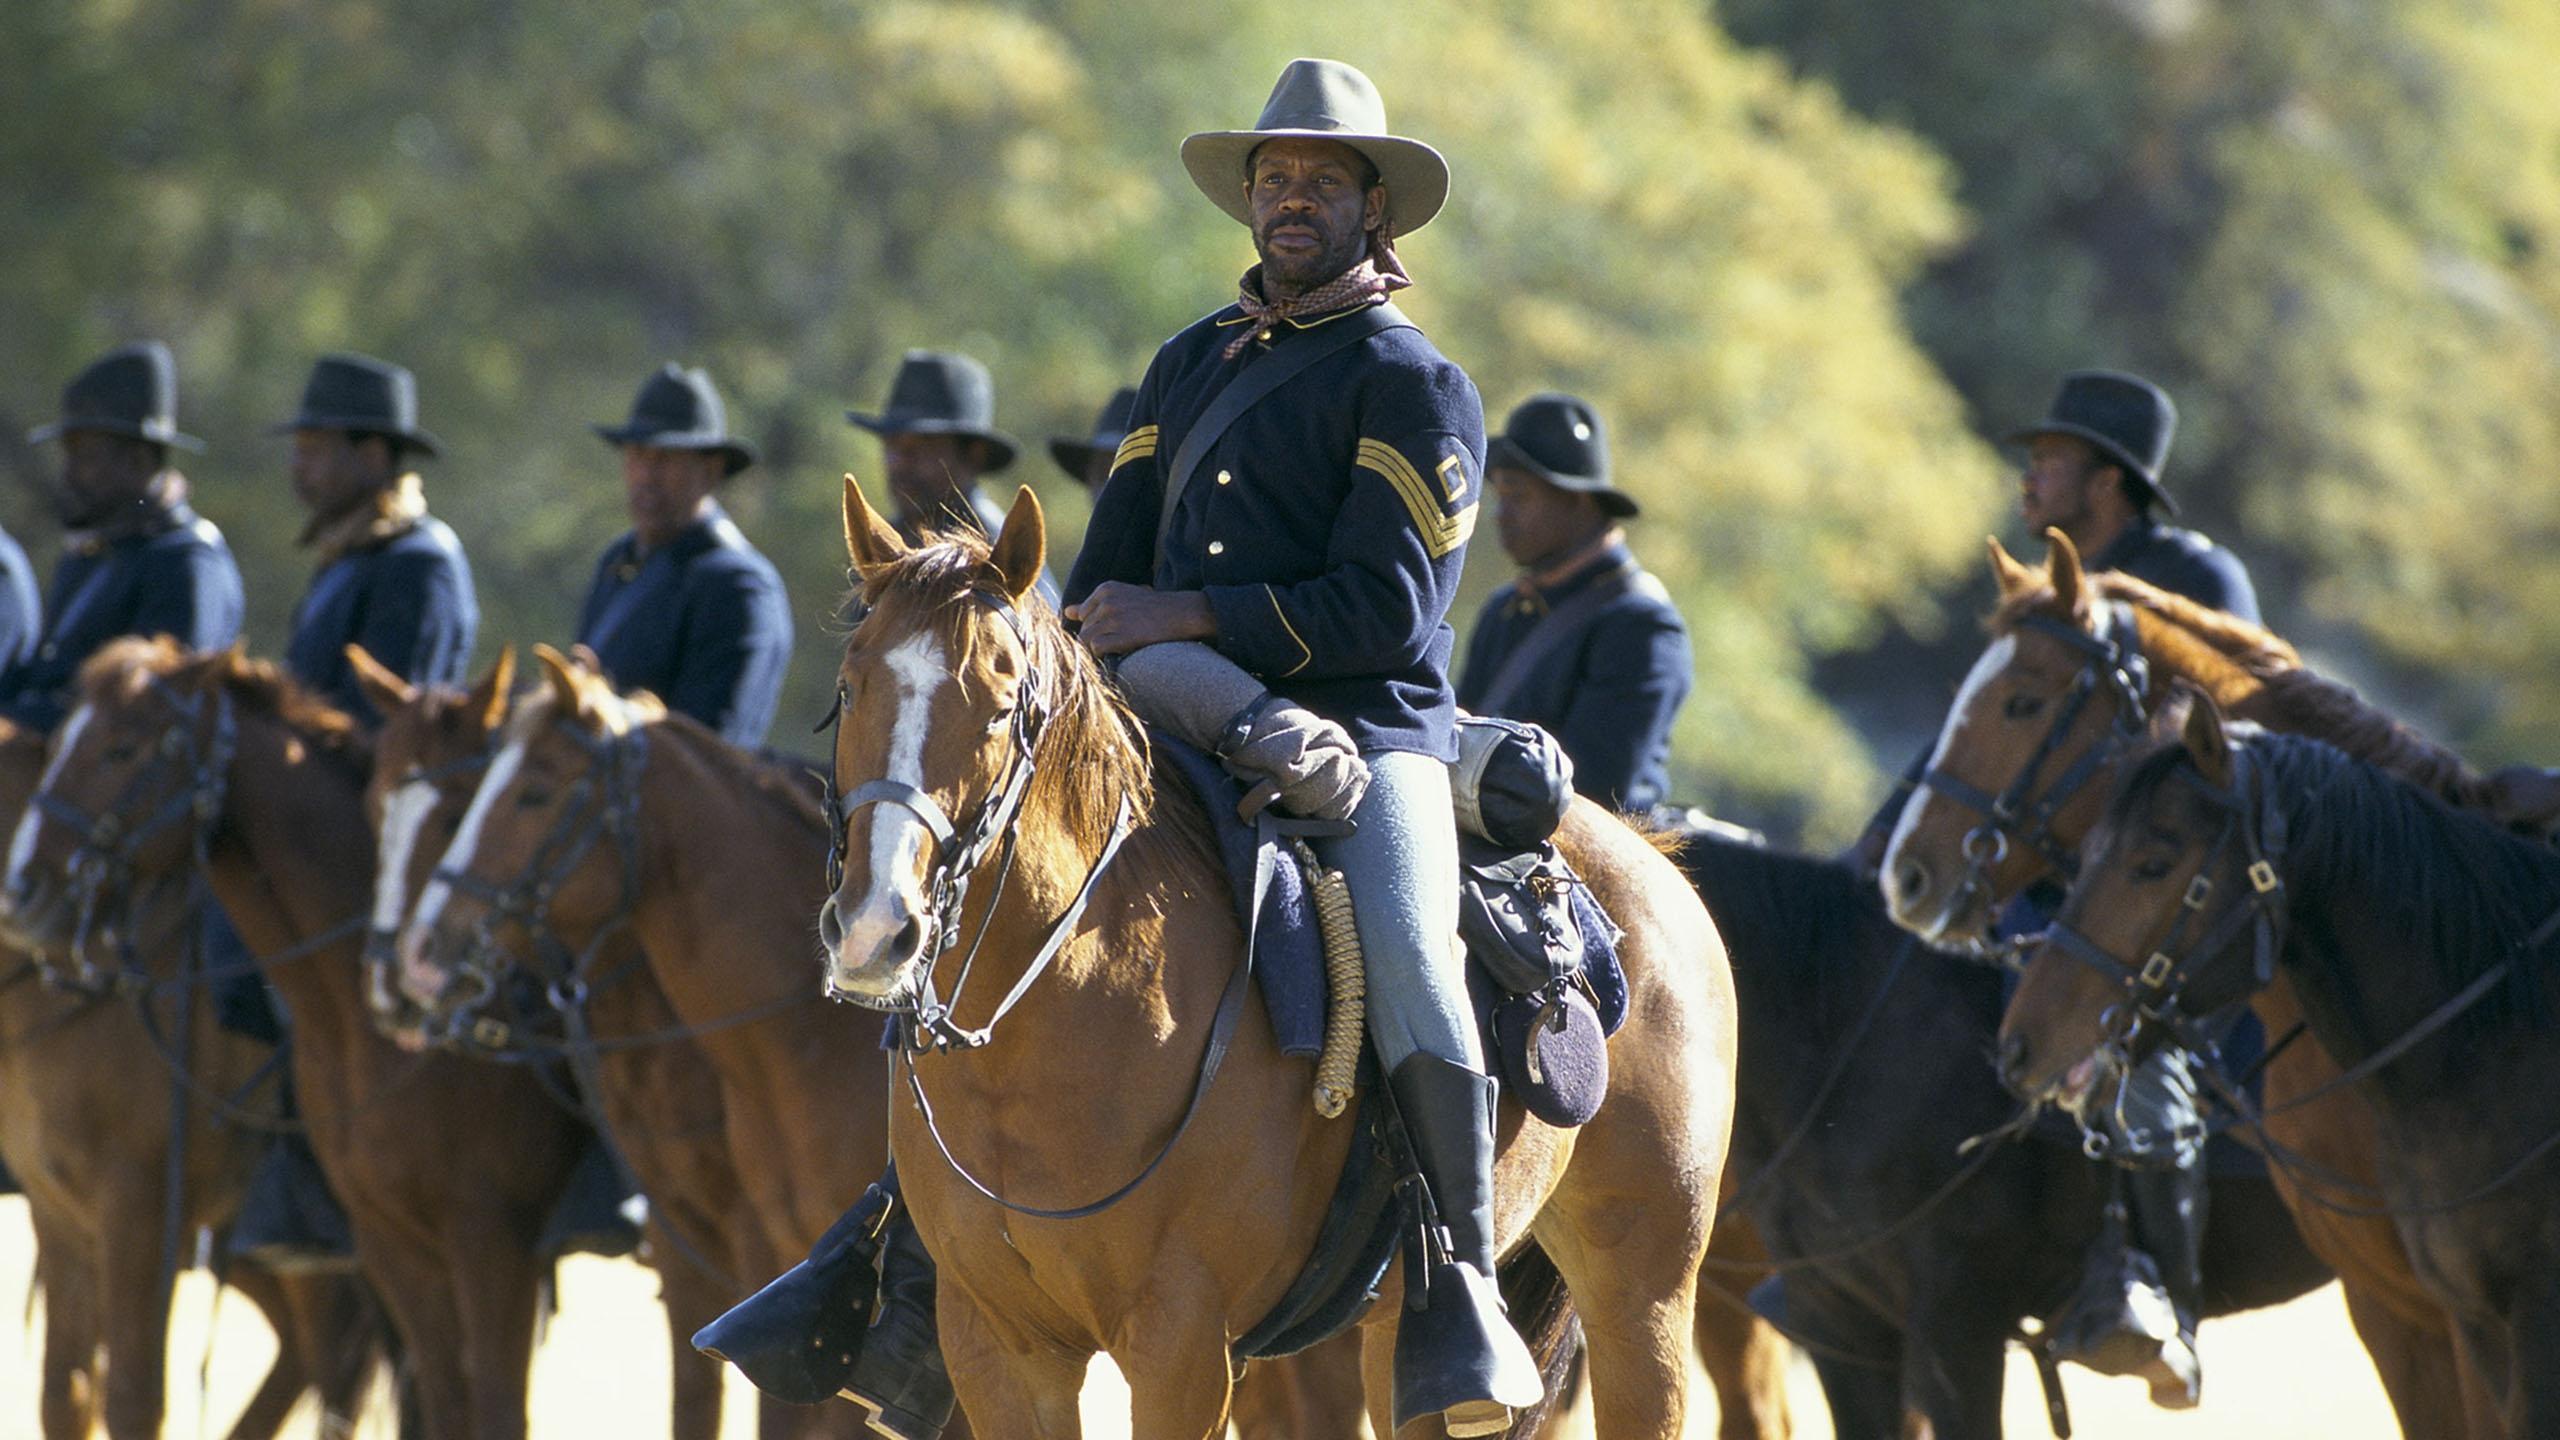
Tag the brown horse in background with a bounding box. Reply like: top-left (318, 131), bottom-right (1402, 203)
top-left (0, 639), bottom-right (594, 1440)
top-left (351, 648), bottom-right (756, 1440)
top-left (358, 648), bottom-right (877, 1440)
top-left (1879, 530), bottom-right (2499, 1436)
top-left (0, 716), bottom-right (387, 1440)
top-left (816, 480), bottom-right (1734, 1439)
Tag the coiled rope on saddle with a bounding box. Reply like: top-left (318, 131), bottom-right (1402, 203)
top-left (1294, 837), bottom-right (1365, 1119)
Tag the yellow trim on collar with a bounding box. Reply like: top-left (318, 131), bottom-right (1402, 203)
top-left (1111, 425), bottom-right (1160, 474)
top-left (1356, 439), bottom-right (1476, 559)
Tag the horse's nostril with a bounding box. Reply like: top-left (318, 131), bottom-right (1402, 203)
top-left (1892, 859), bottom-right (1929, 909)
top-left (820, 898), bottom-right (846, 953)
top-left (893, 913), bottom-right (924, 965)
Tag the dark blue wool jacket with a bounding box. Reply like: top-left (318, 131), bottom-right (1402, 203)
top-left (1065, 300), bottom-right (1482, 760)
top-left (2092, 517), bottom-right (2260, 626)
top-left (0, 526), bottom-right (39, 684)
top-left (576, 503), bottom-right (793, 748)
top-left (0, 503), bottom-right (244, 731)
top-left (1457, 541), bottom-right (1693, 812)
top-left (286, 516), bottom-right (478, 724)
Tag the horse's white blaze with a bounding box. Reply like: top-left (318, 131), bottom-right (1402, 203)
top-left (6, 703), bottom-right (90, 894)
top-left (403, 735), bottom-right (525, 957)
top-left (832, 632), bottom-right (946, 982)
top-left (371, 778), bottom-right (439, 933)
top-left (1883, 633), bottom-right (2017, 932)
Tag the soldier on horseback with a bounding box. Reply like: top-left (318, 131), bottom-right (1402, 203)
top-left (234, 352), bottom-right (481, 1270)
top-left (1457, 393), bottom-right (1693, 816)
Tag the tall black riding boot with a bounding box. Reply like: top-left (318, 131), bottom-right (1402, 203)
top-left (843, 1196), bottom-right (955, 1440)
top-left (2122, 1154), bottom-right (2207, 1408)
top-left (1389, 1052), bottom-right (1544, 1438)
top-left (228, 1066), bottom-right (358, 1273)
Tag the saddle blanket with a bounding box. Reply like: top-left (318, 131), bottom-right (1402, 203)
top-left (1155, 733), bottom-right (1628, 1058)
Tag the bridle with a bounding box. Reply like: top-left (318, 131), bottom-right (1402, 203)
top-left (821, 585), bottom-right (1136, 1056)
top-left (30, 680), bottom-right (236, 991)
top-left (2036, 737), bottom-right (2290, 1059)
top-left (412, 719), bottom-right (648, 1050)
top-left (360, 748), bottom-right (491, 1035)
top-left (1918, 602), bottom-right (2151, 938)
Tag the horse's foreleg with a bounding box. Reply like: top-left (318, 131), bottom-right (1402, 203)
top-left (1695, 1220), bottom-right (1791, 1440)
top-left (941, 1293), bottom-right (1085, 1439)
top-left (2333, 1281), bottom-right (2474, 1440)
top-left (94, 1192), bottom-right (175, 1440)
top-left (1230, 1329), bottom-right (1365, 1440)
top-left (1536, 1209), bottom-right (1706, 1440)
top-left (217, 1262), bottom-right (314, 1440)
top-left (31, 1206), bottom-right (101, 1440)
top-left (440, 1206), bottom-right (542, 1440)
top-left (355, 1231), bottom-right (473, 1439)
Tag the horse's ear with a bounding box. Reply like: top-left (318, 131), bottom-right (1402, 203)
top-left (344, 645), bottom-right (418, 716)
top-left (467, 647), bottom-right (517, 734)
top-left (2043, 527), bottom-right (2087, 617)
top-left (843, 473), bottom-right (906, 578)
top-left (2182, 690), bottom-right (2234, 790)
top-left (532, 644), bottom-right (590, 726)
top-left (1988, 536), bottom-right (2036, 599)
top-left (989, 486), bottom-right (1047, 602)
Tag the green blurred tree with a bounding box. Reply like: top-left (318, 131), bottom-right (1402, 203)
top-left (1, 0), bottom-right (2002, 837)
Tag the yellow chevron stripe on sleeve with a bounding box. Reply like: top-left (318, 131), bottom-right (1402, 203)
top-left (1356, 439), bottom-right (1477, 559)
top-left (1111, 425), bottom-right (1160, 474)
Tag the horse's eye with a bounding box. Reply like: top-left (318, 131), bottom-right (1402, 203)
top-left (2003, 694), bottom-right (2046, 720)
top-left (515, 787), bottom-right (552, 809)
top-left (104, 743), bottom-right (139, 764)
top-left (2133, 856), bottom-right (2174, 880)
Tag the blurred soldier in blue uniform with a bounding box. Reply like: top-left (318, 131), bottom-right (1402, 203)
top-left (848, 350), bottom-right (1057, 604)
top-left (276, 353), bottom-right (478, 722)
top-left (1047, 386), bottom-right (1139, 495)
top-left (7, 342), bottom-right (243, 1203)
top-left (234, 354), bottom-right (484, 1268)
top-left (3, 341), bottom-right (243, 730)
top-left (577, 364), bottom-right (792, 749)
top-left (1456, 393), bottom-right (1691, 815)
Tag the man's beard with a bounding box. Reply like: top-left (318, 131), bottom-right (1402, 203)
top-left (1253, 221), bottom-right (1369, 297)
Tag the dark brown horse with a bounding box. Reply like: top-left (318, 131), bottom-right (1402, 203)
top-left (0, 715), bottom-right (387, 1440)
top-left (350, 647), bottom-right (765, 1440)
top-left (1999, 700), bottom-right (2560, 1435)
top-left (0, 639), bottom-right (593, 1439)
top-left (1880, 531), bottom-right (2496, 1435)
top-left (814, 479), bottom-right (1734, 1439)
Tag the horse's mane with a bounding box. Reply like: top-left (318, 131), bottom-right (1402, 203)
top-left (1995, 570), bottom-right (2496, 814)
top-left (2116, 730), bottom-right (2560, 1036)
top-left (635, 706), bottom-right (830, 839)
top-left (81, 636), bottom-right (373, 777)
top-left (853, 536), bottom-right (1218, 880)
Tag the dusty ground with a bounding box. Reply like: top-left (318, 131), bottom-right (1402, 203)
top-left (0, 1198), bottom-right (2399, 1436)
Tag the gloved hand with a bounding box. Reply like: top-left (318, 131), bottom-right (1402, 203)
top-left (1216, 696), bottom-right (1370, 822)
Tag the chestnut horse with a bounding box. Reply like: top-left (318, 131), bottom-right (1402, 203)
top-left (0, 639), bottom-right (594, 1440)
top-left (1999, 701), bottom-right (2560, 1435)
top-left (351, 649), bottom-right (769, 1440)
top-left (1879, 531), bottom-right (2495, 1435)
top-left (385, 644), bottom-right (1372, 1438)
top-left (817, 480), bottom-right (1734, 1439)
top-left (0, 716), bottom-right (387, 1440)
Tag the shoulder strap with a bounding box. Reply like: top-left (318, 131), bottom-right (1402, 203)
top-left (1473, 558), bottom-right (1642, 717)
top-left (1155, 303), bottom-right (1413, 563)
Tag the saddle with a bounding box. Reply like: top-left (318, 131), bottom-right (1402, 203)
top-left (1164, 715), bottom-right (1627, 1130)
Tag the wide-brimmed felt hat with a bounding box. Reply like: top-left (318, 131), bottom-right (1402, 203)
top-left (1180, 58), bottom-right (1448, 235)
top-left (27, 341), bottom-right (204, 452)
top-left (594, 363), bottom-right (757, 477)
top-left (270, 352), bottom-right (441, 458)
top-left (1047, 387), bottom-right (1139, 484)
top-left (1487, 393), bottom-right (1638, 519)
top-left (845, 350), bottom-right (1017, 472)
top-left (2007, 369), bottom-right (2179, 515)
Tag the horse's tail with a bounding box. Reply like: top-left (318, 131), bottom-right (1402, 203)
top-left (1497, 1237), bottom-right (1582, 1439)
